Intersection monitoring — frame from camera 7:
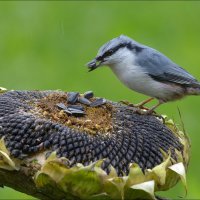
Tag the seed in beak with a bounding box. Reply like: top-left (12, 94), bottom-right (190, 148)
top-left (87, 59), bottom-right (97, 68)
top-left (86, 58), bottom-right (102, 72)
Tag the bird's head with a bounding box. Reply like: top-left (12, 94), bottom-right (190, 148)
top-left (86, 35), bottom-right (140, 72)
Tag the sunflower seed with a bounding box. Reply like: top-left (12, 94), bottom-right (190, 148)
top-left (68, 108), bottom-right (85, 116)
top-left (63, 109), bottom-right (72, 115)
top-left (83, 91), bottom-right (94, 99)
top-left (57, 103), bottom-right (67, 110)
top-left (67, 92), bottom-right (79, 104)
top-left (78, 96), bottom-right (91, 106)
top-left (90, 98), bottom-right (106, 107)
top-left (67, 105), bottom-right (84, 111)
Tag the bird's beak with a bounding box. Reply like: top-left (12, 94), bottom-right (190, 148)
top-left (86, 58), bottom-right (102, 72)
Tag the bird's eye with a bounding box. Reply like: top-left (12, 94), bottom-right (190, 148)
top-left (108, 49), bottom-right (113, 54)
top-left (101, 49), bottom-right (114, 59)
top-left (105, 49), bottom-right (113, 56)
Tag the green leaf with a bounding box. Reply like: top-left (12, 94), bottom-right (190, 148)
top-left (151, 155), bottom-right (171, 189)
top-left (125, 180), bottom-right (156, 200)
top-left (59, 168), bottom-right (103, 199)
top-left (0, 138), bottom-right (19, 170)
top-left (126, 163), bottom-right (150, 187)
top-left (0, 87), bottom-right (7, 93)
top-left (103, 177), bottom-right (127, 200)
top-left (168, 162), bottom-right (187, 195)
top-left (89, 193), bottom-right (111, 200)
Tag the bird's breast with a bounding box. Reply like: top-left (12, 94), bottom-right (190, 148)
top-left (109, 62), bottom-right (179, 100)
top-left (110, 63), bottom-right (153, 93)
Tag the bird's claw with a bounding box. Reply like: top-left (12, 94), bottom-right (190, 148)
top-left (135, 107), bottom-right (156, 115)
top-left (135, 108), bottom-right (165, 123)
top-left (120, 100), bottom-right (165, 123)
top-left (136, 108), bottom-right (151, 115)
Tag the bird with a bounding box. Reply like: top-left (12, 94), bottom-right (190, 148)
top-left (86, 35), bottom-right (200, 114)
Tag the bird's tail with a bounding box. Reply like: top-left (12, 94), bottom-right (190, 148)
top-left (187, 84), bottom-right (200, 95)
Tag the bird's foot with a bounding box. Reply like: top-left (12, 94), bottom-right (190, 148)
top-left (121, 100), bottom-right (165, 122)
top-left (135, 108), bottom-right (165, 123)
top-left (135, 108), bottom-right (155, 115)
top-left (154, 114), bottom-right (166, 124)
top-left (120, 100), bottom-right (134, 106)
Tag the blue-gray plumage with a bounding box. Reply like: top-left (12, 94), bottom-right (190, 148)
top-left (136, 47), bottom-right (199, 86)
top-left (86, 35), bottom-right (200, 114)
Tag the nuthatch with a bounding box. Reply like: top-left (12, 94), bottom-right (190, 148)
top-left (87, 35), bottom-right (200, 114)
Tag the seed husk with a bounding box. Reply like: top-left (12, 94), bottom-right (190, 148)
top-left (67, 108), bottom-right (85, 116)
top-left (67, 92), bottom-right (79, 104)
top-left (90, 98), bottom-right (106, 107)
top-left (83, 91), bottom-right (94, 99)
top-left (78, 97), bottom-right (91, 106)
top-left (63, 109), bottom-right (72, 115)
top-left (56, 103), bottom-right (67, 110)
top-left (67, 105), bottom-right (84, 111)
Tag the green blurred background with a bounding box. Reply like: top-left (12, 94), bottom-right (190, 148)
top-left (0, 1), bottom-right (200, 199)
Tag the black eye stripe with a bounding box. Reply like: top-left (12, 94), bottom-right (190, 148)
top-left (100, 42), bottom-right (143, 60)
top-left (101, 43), bottom-right (127, 59)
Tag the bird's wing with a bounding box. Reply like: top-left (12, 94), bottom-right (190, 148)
top-left (136, 47), bottom-right (200, 87)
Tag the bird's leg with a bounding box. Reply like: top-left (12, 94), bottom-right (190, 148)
top-left (136, 100), bottom-right (164, 115)
top-left (120, 97), bottom-right (154, 108)
top-left (147, 100), bottom-right (164, 113)
top-left (134, 97), bottom-right (154, 108)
